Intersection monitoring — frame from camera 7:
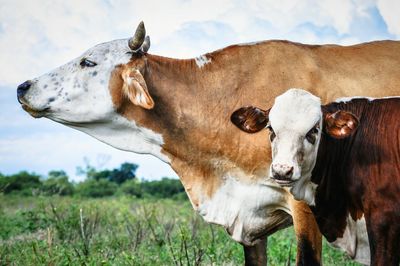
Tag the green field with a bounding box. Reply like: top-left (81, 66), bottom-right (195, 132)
top-left (0, 195), bottom-right (361, 265)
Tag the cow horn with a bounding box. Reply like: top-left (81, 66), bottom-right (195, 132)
top-left (142, 36), bottom-right (150, 53)
top-left (129, 21), bottom-right (146, 51)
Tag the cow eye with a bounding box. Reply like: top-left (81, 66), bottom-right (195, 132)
top-left (80, 58), bottom-right (97, 68)
top-left (267, 125), bottom-right (276, 142)
top-left (305, 127), bottom-right (318, 145)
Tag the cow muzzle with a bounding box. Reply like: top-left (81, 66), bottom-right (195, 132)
top-left (271, 163), bottom-right (295, 186)
top-left (17, 80), bottom-right (50, 118)
top-left (17, 80), bottom-right (32, 103)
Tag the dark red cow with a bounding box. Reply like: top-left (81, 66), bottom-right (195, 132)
top-left (231, 89), bottom-right (400, 265)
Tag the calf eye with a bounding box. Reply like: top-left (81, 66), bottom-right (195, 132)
top-left (305, 127), bottom-right (318, 145)
top-left (267, 125), bottom-right (276, 142)
top-left (80, 58), bottom-right (97, 68)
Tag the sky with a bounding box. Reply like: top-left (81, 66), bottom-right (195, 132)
top-left (0, 0), bottom-right (399, 181)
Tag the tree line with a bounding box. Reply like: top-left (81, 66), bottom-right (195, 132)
top-left (0, 162), bottom-right (186, 200)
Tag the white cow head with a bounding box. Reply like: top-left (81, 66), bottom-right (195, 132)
top-left (17, 22), bottom-right (167, 161)
top-left (231, 89), bottom-right (359, 204)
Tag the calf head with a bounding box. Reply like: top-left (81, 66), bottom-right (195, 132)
top-left (231, 89), bottom-right (359, 204)
top-left (16, 22), bottom-right (165, 159)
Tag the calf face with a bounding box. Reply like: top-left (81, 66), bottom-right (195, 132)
top-left (231, 89), bottom-right (358, 204)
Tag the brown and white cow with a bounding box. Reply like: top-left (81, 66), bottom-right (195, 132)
top-left (231, 89), bottom-right (400, 265)
top-left (17, 22), bottom-right (400, 265)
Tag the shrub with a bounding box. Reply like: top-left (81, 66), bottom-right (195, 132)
top-left (0, 171), bottom-right (41, 195)
top-left (77, 161), bottom-right (138, 184)
top-left (76, 179), bottom-right (117, 198)
top-left (141, 178), bottom-right (185, 198)
top-left (120, 179), bottom-right (143, 198)
top-left (109, 162), bottom-right (138, 184)
top-left (41, 172), bottom-right (74, 196)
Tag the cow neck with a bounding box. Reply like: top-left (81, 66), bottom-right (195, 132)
top-left (310, 100), bottom-right (370, 242)
top-left (139, 53), bottom-right (274, 206)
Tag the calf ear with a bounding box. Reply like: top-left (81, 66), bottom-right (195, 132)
top-left (121, 68), bottom-right (154, 109)
top-left (230, 106), bottom-right (269, 133)
top-left (324, 110), bottom-right (359, 139)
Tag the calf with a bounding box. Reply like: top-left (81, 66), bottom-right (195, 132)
top-left (231, 89), bottom-right (400, 265)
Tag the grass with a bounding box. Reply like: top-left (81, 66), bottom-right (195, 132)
top-left (0, 195), bottom-right (360, 265)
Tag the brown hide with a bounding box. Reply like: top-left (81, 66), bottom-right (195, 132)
top-left (314, 98), bottom-right (400, 265)
top-left (109, 39), bottom-right (400, 263)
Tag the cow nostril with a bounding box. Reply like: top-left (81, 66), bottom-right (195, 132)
top-left (286, 167), bottom-right (294, 177)
top-left (17, 80), bottom-right (32, 99)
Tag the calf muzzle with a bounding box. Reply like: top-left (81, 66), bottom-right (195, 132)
top-left (271, 164), bottom-right (295, 186)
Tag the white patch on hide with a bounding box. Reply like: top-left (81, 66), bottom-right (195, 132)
top-left (66, 114), bottom-right (170, 163)
top-left (197, 174), bottom-right (290, 245)
top-left (290, 179), bottom-right (318, 206)
top-left (195, 55), bottom-right (211, 68)
top-left (269, 89), bottom-right (322, 137)
top-left (24, 39), bottom-right (132, 120)
top-left (331, 215), bottom-right (370, 265)
top-left (268, 89), bottom-right (322, 202)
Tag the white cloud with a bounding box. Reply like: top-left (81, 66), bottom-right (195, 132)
top-left (319, 0), bottom-right (354, 34)
top-left (377, 0), bottom-right (400, 36)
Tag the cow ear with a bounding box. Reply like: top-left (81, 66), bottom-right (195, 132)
top-left (230, 106), bottom-right (269, 133)
top-left (121, 68), bottom-right (154, 109)
top-left (324, 110), bottom-right (359, 139)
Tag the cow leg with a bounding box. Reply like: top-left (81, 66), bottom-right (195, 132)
top-left (288, 196), bottom-right (322, 266)
top-left (366, 212), bottom-right (400, 266)
top-left (243, 237), bottom-right (267, 266)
